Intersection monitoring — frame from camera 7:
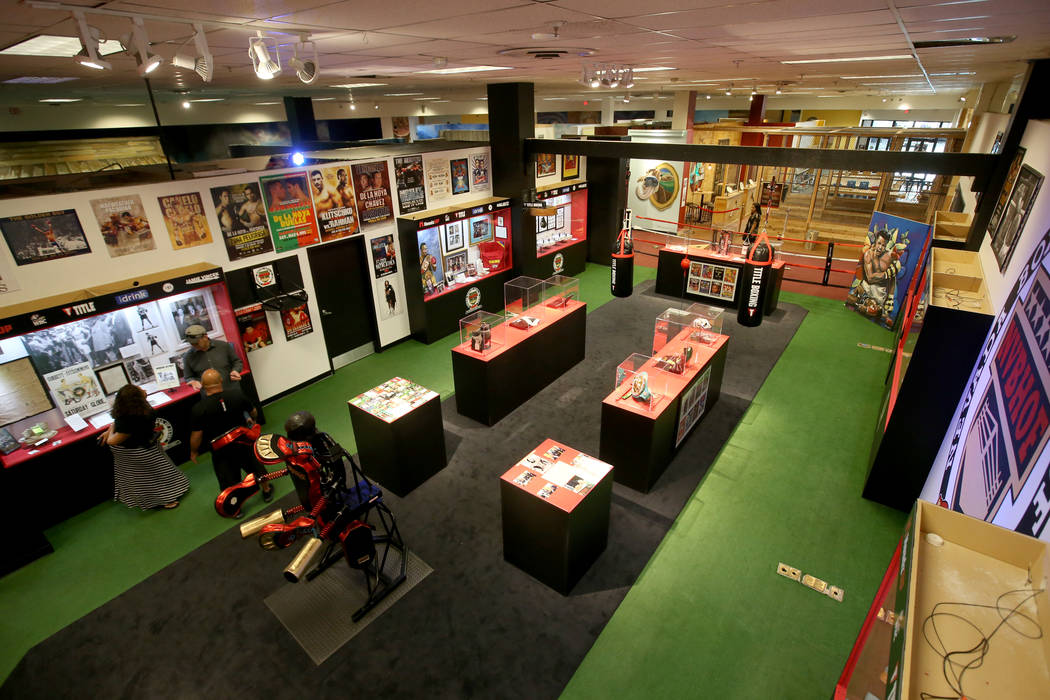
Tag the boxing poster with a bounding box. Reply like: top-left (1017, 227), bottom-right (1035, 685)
top-left (394, 155), bottom-right (427, 214)
top-left (209, 182), bottom-right (274, 261)
top-left (280, 303), bottom-right (314, 340)
top-left (154, 193), bottom-right (209, 252)
top-left (234, 303), bottom-right (273, 353)
top-left (370, 234), bottom-right (398, 278)
top-left (260, 171), bottom-right (321, 252)
top-left (43, 361), bottom-right (108, 418)
top-left (307, 166), bottom-right (360, 241)
top-left (471, 153), bottom-right (490, 187)
top-left (450, 158), bottom-right (469, 195)
top-left (350, 161), bottom-right (394, 226)
top-left (90, 194), bottom-right (156, 257)
top-left (0, 209), bottom-right (91, 265)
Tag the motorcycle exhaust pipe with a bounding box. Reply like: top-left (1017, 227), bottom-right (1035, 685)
top-left (284, 536), bottom-right (324, 583)
top-left (239, 510), bottom-right (286, 539)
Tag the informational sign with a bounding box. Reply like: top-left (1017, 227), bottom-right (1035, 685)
top-left (393, 155), bottom-right (427, 214)
top-left (350, 161), bottom-right (394, 226)
top-left (209, 182), bottom-right (275, 260)
top-left (260, 171), bottom-right (321, 252)
top-left (91, 193), bottom-right (156, 257)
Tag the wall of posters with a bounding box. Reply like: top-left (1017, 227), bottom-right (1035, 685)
top-left (280, 303), bottom-right (313, 340)
top-left (991, 165), bottom-right (1043, 272)
top-left (235, 303), bottom-right (273, 352)
top-left (845, 211), bottom-right (932, 330)
top-left (0, 209), bottom-right (91, 265)
top-left (43, 361), bottom-right (107, 418)
top-left (210, 182), bottom-right (274, 261)
top-left (371, 234), bottom-right (398, 278)
top-left (425, 156), bottom-right (451, 200)
top-left (90, 194), bottom-right (156, 257)
top-left (471, 153), bottom-right (489, 187)
top-left (351, 161), bottom-right (394, 226)
top-left (451, 158), bottom-right (470, 195)
top-left (308, 166), bottom-right (359, 241)
top-left (393, 155), bottom-right (427, 214)
top-left (261, 171), bottom-right (321, 252)
top-left (155, 192), bottom-right (211, 251)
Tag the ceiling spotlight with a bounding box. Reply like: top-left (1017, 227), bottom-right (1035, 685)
top-left (726, 83), bottom-right (733, 96)
top-left (622, 68), bottom-right (634, 89)
top-left (72, 10), bottom-right (111, 71)
top-left (291, 152), bottom-right (305, 166)
top-left (249, 33), bottom-right (281, 80)
top-left (705, 94), bottom-right (711, 100)
top-left (289, 37), bottom-right (319, 85)
top-left (882, 97), bottom-right (888, 102)
top-left (374, 103), bottom-right (379, 110)
top-left (775, 84), bottom-right (782, 95)
top-left (181, 100), bottom-right (190, 109)
top-left (348, 91), bottom-right (356, 110)
top-left (623, 94), bottom-right (631, 103)
top-left (171, 23), bottom-right (213, 83)
top-left (126, 17), bottom-right (163, 76)
top-left (959, 96), bottom-right (966, 102)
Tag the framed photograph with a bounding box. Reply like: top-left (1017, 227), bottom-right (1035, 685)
top-left (124, 356), bottom-right (155, 385)
top-left (166, 292), bottom-right (215, 342)
top-left (96, 362), bottom-right (131, 396)
top-left (537, 216), bottom-right (549, 233)
top-left (0, 209), bottom-right (91, 266)
top-left (562, 154), bottom-right (579, 180)
top-left (536, 153), bottom-right (557, 178)
top-left (556, 208), bottom-right (565, 230)
top-left (443, 220), bottom-right (465, 253)
top-left (417, 225), bottom-right (445, 297)
top-left (991, 164), bottom-right (1044, 272)
top-left (444, 250), bottom-right (468, 278)
top-left (495, 225), bottom-right (508, 240)
top-left (469, 216), bottom-right (492, 245)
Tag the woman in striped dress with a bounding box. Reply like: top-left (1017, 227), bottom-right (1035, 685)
top-left (100, 384), bottom-right (189, 510)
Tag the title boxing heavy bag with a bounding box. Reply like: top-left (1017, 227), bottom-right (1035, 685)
top-left (611, 222), bottom-right (635, 298)
top-left (737, 231), bottom-right (774, 327)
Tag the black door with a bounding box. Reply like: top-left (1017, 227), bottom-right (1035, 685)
top-left (307, 238), bottom-right (377, 369)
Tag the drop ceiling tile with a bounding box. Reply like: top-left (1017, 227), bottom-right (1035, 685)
top-left (618, 0), bottom-right (891, 31)
top-left (277, 0), bottom-right (530, 32)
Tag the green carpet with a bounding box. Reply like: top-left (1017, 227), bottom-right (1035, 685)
top-left (561, 293), bottom-right (908, 699)
top-left (0, 262), bottom-right (655, 684)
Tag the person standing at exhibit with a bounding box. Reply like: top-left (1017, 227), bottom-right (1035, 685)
top-left (188, 369), bottom-right (273, 509)
top-left (100, 384), bottom-right (189, 510)
top-left (182, 324), bottom-right (243, 391)
top-left (743, 203), bottom-right (762, 248)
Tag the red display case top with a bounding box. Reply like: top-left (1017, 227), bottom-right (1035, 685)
top-left (602, 331), bottom-right (728, 419)
top-left (451, 299), bottom-right (586, 362)
top-left (680, 246), bottom-right (786, 269)
top-left (500, 438), bottom-right (613, 513)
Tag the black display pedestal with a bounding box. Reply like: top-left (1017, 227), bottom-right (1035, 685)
top-left (348, 392), bottom-right (448, 497)
top-left (500, 454), bottom-right (613, 595)
top-left (452, 303), bottom-right (586, 426)
top-left (600, 340), bottom-right (728, 492)
top-left (655, 248), bottom-right (784, 314)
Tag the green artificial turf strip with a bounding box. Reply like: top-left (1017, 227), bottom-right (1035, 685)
top-left (0, 262), bottom-right (655, 684)
top-left (560, 292), bottom-right (909, 699)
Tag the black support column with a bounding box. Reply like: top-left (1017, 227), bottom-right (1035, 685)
top-left (586, 156), bottom-right (628, 266)
top-left (283, 96), bottom-right (318, 147)
top-left (487, 82), bottom-right (535, 272)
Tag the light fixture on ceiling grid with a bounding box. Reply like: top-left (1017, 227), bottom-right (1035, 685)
top-left (579, 63), bottom-right (635, 89)
top-left (171, 23), bottom-right (213, 83)
top-left (249, 32), bottom-right (280, 80)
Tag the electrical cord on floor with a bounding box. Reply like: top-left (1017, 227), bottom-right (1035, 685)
top-left (919, 587), bottom-right (1045, 700)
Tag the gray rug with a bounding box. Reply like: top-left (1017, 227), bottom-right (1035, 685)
top-left (265, 550), bottom-right (432, 665)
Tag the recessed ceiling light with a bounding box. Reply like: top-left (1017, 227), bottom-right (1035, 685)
top-left (384, 92), bottom-right (424, 97)
top-left (413, 97), bottom-right (442, 100)
top-left (840, 74), bottom-right (922, 79)
top-left (416, 65), bottom-right (513, 75)
top-left (781, 55), bottom-right (912, 64)
top-left (38, 97), bottom-right (82, 103)
top-left (313, 97), bottom-right (336, 101)
top-left (932, 15), bottom-right (989, 21)
top-left (0, 35), bottom-right (123, 57)
top-left (189, 98), bottom-right (224, 102)
top-left (331, 82), bottom-right (387, 89)
top-left (113, 103), bottom-right (146, 107)
top-left (3, 76), bottom-right (79, 84)
top-left (913, 36), bottom-right (1014, 48)
top-left (633, 66), bottom-right (676, 73)
top-left (687, 77), bottom-right (756, 83)
top-left (254, 101), bottom-right (281, 105)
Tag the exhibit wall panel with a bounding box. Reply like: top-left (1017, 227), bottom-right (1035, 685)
top-left (921, 119), bottom-right (1050, 543)
top-left (0, 144), bottom-right (494, 397)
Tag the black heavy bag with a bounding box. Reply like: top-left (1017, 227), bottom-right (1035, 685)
top-left (737, 231), bottom-right (774, 327)
top-left (611, 226), bottom-right (634, 298)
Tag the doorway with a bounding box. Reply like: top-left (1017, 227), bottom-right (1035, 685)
top-left (307, 237), bottom-right (377, 370)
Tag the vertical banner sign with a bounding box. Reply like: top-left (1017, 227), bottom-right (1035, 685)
top-left (91, 194), bottom-right (156, 257)
top-left (210, 182), bottom-right (274, 261)
top-left (393, 155), bottom-right (427, 214)
top-left (308, 166), bottom-right (360, 241)
top-left (351, 161), bottom-right (394, 226)
top-left (260, 171), bottom-right (321, 252)
top-left (157, 192), bottom-right (214, 251)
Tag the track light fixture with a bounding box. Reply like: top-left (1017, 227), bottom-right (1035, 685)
top-left (171, 23), bottom-right (213, 83)
top-left (348, 91), bottom-right (356, 110)
top-left (72, 10), bottom-right (111, 71)
top-left (127, 17), bottom-right (162, 76)
top-left (580, 63), bottom-right (635, 89)
top-left (726, 83), bottom-right (733, 96)
top-left (249, 32), bottom-right (281, 80)
top-left (289, 36), bottom-right (319, 85)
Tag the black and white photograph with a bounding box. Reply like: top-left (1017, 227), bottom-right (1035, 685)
top-left (138, 330), bottom-right (168, 357)
top-left (167, 293), bottom-right (215, 340)
top-left (990, 164), bottom-right (1044, 272)
top-left (443, 221), bottom-right (464, 253)
top-left (125, 356), bottom-right (155, 385)
top-left (556, 207), bottom-right (565, 230)
top-left (23, 312), bottom-right (134, 374)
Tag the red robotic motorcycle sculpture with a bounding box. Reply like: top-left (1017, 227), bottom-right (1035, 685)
top-left (214, 425), bottom-right (406, 622)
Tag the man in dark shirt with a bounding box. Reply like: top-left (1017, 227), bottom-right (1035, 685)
top-left (182, 324), bottom-right (243, 391)
top-left (189, 369), bottom-right (273, 509)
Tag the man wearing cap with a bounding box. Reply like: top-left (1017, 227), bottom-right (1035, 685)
top-left (182, 324), bottom-right (243, 391)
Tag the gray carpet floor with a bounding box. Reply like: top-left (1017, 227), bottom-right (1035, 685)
top-left (1, 280), bottom-right (806, 699)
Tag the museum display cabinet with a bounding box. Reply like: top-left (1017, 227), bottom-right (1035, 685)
top-left (655, 246), bottom-right (785, 312)
top-left (600, 308), bottom-right (729, 492)
top-left (0, 263), bottom-right (248, 574)
top-left (396, 196), bottom-right (513, 343)
top-left (500, 438), bottom-right (614, 594)
top-left (348, 377), bottom-right (446, 497)
top-left (932, 210), bottom-right (972, 244)
top-left (519, 181), bottom-right (588, 279)
top-left (864, 248), bottom-right (993, 511)
top-left (834, 501), bottom-right (1050, 700)
top-left (452, 276), bottom-right (586, 426)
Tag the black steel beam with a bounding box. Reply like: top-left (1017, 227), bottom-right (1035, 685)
top-left (525, 138), bottom-right (995, 179)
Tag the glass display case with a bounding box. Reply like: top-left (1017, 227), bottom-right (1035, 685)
top-left (613, 353), bottom-right (665, 412)
top-left (542, 274), bottom-right (580, 314)
top-left (413, 203), bottom-right (513, 303)
top-left (685, 302), bottom-right (725, 344)
top-left (504, 276), bottom-right (547, 331)
top-left (535, 186), bottom-right (587, 259)
top-left (459, 310), bottom-right (505, 355)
